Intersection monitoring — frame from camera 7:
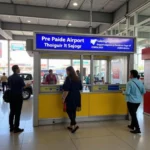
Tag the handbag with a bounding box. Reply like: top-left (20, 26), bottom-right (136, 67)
top-left (3, 89), bottom-right (11, 103)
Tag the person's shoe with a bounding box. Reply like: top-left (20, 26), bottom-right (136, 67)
top-left (130, 129), bottom-right (141, 134)
top-left (14, 128), bottom-right (24, 133)
top-left (10, 128), bottom-right (14, 132)
top-left (72, 126), bottom-right (79, 133)
top-left (128, 125), bottom-right (134, 130)
top-left (67, 127), bottom-right (72, 131)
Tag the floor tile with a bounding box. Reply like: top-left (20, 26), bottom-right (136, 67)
top-left (73, 135), bottom-right (134, 150)
top-left (69, 126), bottom-right (113, 139)
top-left (0, 145), bottom-right (21, 150)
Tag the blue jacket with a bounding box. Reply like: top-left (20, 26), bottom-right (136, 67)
top-left (124, 78), bottom-right (146, 103)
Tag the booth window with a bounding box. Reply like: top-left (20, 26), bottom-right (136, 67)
top-left (41, 59), bottom-right (70, 85)
top-left (93, 60), bottom-right (107, 85)
top-left (111, 56), bottom-right (127, 84)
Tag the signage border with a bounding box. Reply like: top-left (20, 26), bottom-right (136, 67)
top-left (34, 32), bottom-right (136, 54)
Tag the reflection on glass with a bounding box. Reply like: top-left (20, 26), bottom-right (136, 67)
top-left (111, 57), bottom-right (127, 84)
top-left (93, 60), bottom-right (107, 85)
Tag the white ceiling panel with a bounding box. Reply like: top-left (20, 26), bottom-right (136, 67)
top-left (0, 0), bottom-right (11, 2)
top-left (28, 0), bottom-right (47, 7)
top-left (12, 0), bottom-right (28, 5)
top-left (70, 21), bottom-right (89, 27)
top-left (20, 17), bottom-right (38, 24)
top-left (47, 0), bottom-right (70, 8)
top-left (68, 0), bottom-right (85, 10)
top-left (92, 22), bottom-right (101, 28)
top-left (11, 31), bottom-right (23, 35)
top-left (23, 31), bottom-right (33, 36)
top-left (140, 8), bottom-right (150, 16)
top-left (81, 0), bottom-right (126, 12)
top-left (81, 0), bottom-right (108, 11)
top-left (103, 0), bottom-right (126, 12)
top-left (39, 18), bottom-right (58, 26)
top-left (0, 15), bottom-right (20, 23)
top-left (58, 20), bottom-right (69, 26)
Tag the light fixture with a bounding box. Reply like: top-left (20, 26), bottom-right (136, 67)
top-left (73, 2), bottom-right (78, 6)
top-left (68, 23), bottom-right (72, 26)
top-left (27, 20), bottom-right (31, 23)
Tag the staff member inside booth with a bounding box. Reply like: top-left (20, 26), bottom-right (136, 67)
top-left (45, 69), bottom-right (57, 84)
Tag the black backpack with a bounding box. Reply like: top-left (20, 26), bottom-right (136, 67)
top-left (3, 89), bottom-right (11, 103)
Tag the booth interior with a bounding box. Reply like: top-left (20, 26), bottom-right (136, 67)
top-left (27, 33), bottom-right (135, 126)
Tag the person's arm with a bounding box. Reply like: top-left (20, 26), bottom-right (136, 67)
top-left (54, 75), bottom-right (57, 84)
top-left (62, 77), bottom-right (70, 103)
top-left (80, 80), bottom-right (83, 91)
top-left (45, 75), bottom-right (49, 84)
top-left (123, 82), bottom-right (131, 95)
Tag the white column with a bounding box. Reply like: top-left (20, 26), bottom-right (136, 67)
top-left (8, 40), bottom-right (10, 76)
top-left (33, 52), bottom-right (40, 127)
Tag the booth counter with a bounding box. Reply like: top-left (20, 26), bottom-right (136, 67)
top-left (38, 85), bottom-right (127, 125)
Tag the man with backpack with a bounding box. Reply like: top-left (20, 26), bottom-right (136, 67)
top-left (8, 65), bottom-right (30, 133)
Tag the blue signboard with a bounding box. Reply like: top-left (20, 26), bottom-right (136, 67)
top-left (35, 33), bottom-right (135, 53)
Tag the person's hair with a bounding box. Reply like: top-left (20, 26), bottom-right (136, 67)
top-left (67, 66), bottom-right (79, 82)
top-left (76, 70), bottom-right (79, 73)
top-left (137, 75), bottom-right (140, 79)
top-left (49, 69), bottom-right (53, 73)
top-left (3, 73), bottom-right (5, 75)
top-left (130, 70), bottom-right (139, 78)
top-left (12, 65), bottom-right (19, 73)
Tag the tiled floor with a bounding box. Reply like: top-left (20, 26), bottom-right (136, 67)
top-left (0, 92), bottom-right (150, 150)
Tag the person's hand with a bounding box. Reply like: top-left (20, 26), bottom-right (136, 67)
top-left (26, 83), bottom-right (31, 87)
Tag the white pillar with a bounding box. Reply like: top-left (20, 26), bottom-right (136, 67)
top-left (8, 40), bottom-right (10, 76)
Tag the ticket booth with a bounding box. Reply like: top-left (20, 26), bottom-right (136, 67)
top-left (142, 48), bottom-right (150, 115)
top-left (27, 33), bottom-right (136, 126)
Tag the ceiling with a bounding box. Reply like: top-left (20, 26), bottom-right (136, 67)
top-left (0, 0), bottom-right (127, 37)
top-left (0, 0), bottom-right (127, 12)
top-left (140, 7), bottom-right (150, 16)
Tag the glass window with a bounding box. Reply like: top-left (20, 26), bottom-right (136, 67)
top-left (9, 41), bottom-right (33, 75)
top-left (0, 40), bottom-right (8, 76)
top-left (41, 59), bottom-right (70, 85)
top-left (111, 57), bottom-right (127, 84)
top-left (93, 60), bottom-right (107, 85)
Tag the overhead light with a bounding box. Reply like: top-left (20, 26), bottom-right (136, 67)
top-left (68, 23), bottom-right (72, 26)
top-left (27, 20), bottom-right (31, 23)
top-left (73, 2), bottom-right (78, 6)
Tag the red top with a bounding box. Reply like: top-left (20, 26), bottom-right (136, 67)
top-left (45, 74), bottom-right (57, 84)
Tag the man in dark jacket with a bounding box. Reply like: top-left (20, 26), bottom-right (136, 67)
top-left (8, 65), bottom-right (30, 133)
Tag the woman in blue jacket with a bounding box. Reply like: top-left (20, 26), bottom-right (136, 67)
top-left (123, 70), bottom-right (146, 134)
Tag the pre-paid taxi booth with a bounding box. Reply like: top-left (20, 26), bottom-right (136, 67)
top-left (27, 32), bottom-right (136, 126)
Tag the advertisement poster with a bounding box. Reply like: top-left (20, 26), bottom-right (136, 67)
top-left (144, 60), bottom-right (150, 89)
top-left (0, 42), bottom-right (2, 58)
top-left (111, 60), bottom-right (122, 84)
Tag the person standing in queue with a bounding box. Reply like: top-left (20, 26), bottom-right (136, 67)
top-left (8, 65), bottom-right (30, 133)
top-left (123, 70), bottom-right (146, 134)
top-left (62, 66), bottom-right (82, 133)
top-left (45, 69), bottom-right (57, 84)
top-left (1, 73), bottom-right (8, 93)
top-left (76, 70), bottom-right (81, 79)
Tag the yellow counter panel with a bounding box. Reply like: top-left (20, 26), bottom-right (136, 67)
top-left (38, 92), bottom-right (127, 120)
